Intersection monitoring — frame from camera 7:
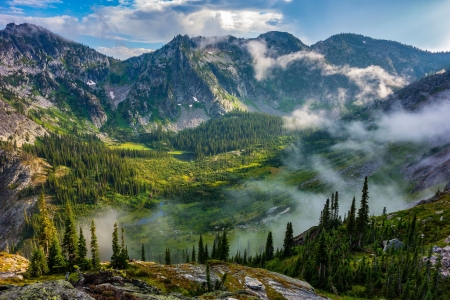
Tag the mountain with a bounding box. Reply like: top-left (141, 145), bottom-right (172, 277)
top-left (2, 23), bottom-right (450, 137)
top-left (0, 23), bottom-right (112, 128)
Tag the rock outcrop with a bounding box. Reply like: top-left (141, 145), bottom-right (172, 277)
top-left (0, 148), bottom-right (49, 251)
top-left (0, 280), bottom-right (95, 300)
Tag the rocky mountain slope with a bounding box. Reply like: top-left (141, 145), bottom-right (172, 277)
top-left (0, 147), bottom-right (49, 251)
top-left (2, 23), bottom-right (450, 134)
top-left (0, 261), bottom-right (326, 300)
top-left (0, 23), bottom-right (111, 128)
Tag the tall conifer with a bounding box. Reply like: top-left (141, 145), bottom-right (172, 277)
top-left (62, 201), bottom-right (78, 268)
top-left (90, 220), bottom-right (100, 268)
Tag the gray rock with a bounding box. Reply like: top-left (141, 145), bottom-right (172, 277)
top-left (383, 239), bottom-right (404, 251)
top-left (433, 245), bottom-right (443, 253)
top-left (0, 280), bottom-right (94, 300)
top-left (245, 276), bottom-right (264, 290)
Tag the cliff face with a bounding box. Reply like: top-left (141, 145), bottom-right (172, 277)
top-left (0, 148), bottom-right (49, 251)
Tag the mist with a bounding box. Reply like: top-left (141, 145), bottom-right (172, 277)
top-left (79, 210), bottom-right (120, 262)
top-left (246, 40), bottom-right (406, 104)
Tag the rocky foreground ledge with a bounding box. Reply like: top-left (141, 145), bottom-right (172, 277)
top-left (0, 261), bottom-right (327, 300)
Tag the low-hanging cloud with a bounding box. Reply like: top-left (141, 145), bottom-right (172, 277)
top-left (247, 40), bottom-right (406, 104)
top-left (97, 46), bottom-right (153, 60)
top-left (374, 100), bottom-right (450, 143)
top-left (283, 106), bottom-right (328, 130)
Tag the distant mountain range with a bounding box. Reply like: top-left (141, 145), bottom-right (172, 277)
top-left (1, 22), bottom-right (450, 138)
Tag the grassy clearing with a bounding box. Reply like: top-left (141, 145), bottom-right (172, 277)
top-left (109, 142), bottom-right (153, 150)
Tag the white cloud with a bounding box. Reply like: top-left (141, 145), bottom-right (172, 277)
top-left (247, 40), bottom-right (406, 104)
top-left (97, 46), bottom-right (153, 60)
top-left (374, 100), bottom-right (450, 143)
top-left (2, 0), bottom-right (288, 44)
top-left (7, 0), bottom-right (62, 8)
top-left (283, 106), bottom-right (328, 130)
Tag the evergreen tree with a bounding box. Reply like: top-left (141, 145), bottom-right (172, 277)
top-left (334, 191), bottom-right (340, 220)
top-left (76, 227), bottom-right (88, 270)
top-left (219, 230), bottom-right (229, 261)
top-left (165, 248), bottom-right (171, 265)
top-left (62, 201), bottom-right (78, 268)
top-left (47, 233), bottom-right (65, 273)
top-left (356, 177), bottom-right (370, 248)
top-left (29, 247), bottom-right (49, 277)
top-left (347, 197), bottom-right (357, 246)
top-left (111, 222), bottom-right (121, 268)
top-left (206, 264), bottom-right (212, 292)
top-left (315, 229), bottom-right (328, 286)
top-left (90, 220), bottom-right (100, 269)
top-left (192, 245), bottom-right (196, 263)
top-left (141, 244), bottom-right (146, 262)
top-left (38, 191), bottom-right (55, 256)
top-left (198, 234), bottom-right (205, 263)
top-left (265, 231), bottom-right (274, 261)
top-left (283, 222), bottom-right (294, 257)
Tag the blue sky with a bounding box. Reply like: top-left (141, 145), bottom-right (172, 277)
top-left (1, 0), bottom-right (450, 59)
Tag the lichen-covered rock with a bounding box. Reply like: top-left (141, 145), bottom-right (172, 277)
top-left (0, 280), bottom-right (94, 300)
top-left (383, 239), bottom-right (404, 251)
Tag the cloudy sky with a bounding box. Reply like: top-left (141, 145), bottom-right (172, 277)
top-left (1, 0), bottom-right (449, 59)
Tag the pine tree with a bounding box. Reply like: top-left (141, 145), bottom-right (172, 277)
top-left (29, 247), bottom-right (49, 277)
top-left (283, 222), bottom-right (294, 257)
top-left (62, 201), bottom-right (78, 268)
top-left (111, 222), bottom-right (121, 268)
top-left (265, 231), bottom-right (274, 261)
top-left (198, 234), bottom-right (205, 263)
top-left (206, 264), bottom-right (212, 292)
top-left (90, 220), bottom-right (100, 269)
top-left (192, 245), bottom-right (196, 263)
top-left (219, 230), bottom-right (229, 261)
top-left (76, 227), bottom-right (88, 270)
top-left (165, 248), bottom-right (171, 265)
top-left (347, 197), bottom-right (356, 246)
top-left (356, 176), bottom-right (370, 248)
top-left (38, 191), bottom-right (55, 255)
top-left (141, 244), bottom-right (146, 262)
top-left (47, 233), bottom-right (65, 273)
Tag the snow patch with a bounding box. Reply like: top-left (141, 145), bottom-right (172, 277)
top-left (193, 97), bottom-right (199, 102)
top-left (87, 80), bottom-right (96, 86)
top-left (109, 91), bottom-right (115, 100)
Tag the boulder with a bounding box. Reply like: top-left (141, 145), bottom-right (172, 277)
top-left (383, 239), bottom-right (404, 251)
top-left (0, 280), bottom-right (94, 300)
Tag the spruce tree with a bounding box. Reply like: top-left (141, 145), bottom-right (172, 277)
top-left (47, 233), bottom-right (65, 273)
top-left (76, 227), bottom-right (88, 270)
top-left (29, 247), bottom-right (49, 277)
top-left (347, 197), bottom-right (356, 246)
top-left (62, 201), bottom-right (78, 268)
top-left (356, 176), bottom-right (370, 248)
top-left (90, 220), bottom-right (100, 269)
top-left (38, 191), bottom-right (55, 255)
top-left (265, 231), bottom-right (274, 261)
top-left (165, 248), bottom-right (171, 265)
top-left (141, 244), bottom-right (146, 262)
top-left (192, 245), bottom-right (196, 263)
top-left (219, 230), bottom-right (229, 261)
top-left (111, 222), bottom-right (120, 268)
top-left (283, 222), bottom-right (294, 257)
top-left (198, 234), bottom-right (205, 263)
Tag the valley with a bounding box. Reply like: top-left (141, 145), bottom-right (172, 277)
top-left (1, 22), bottom-right (450, 299)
